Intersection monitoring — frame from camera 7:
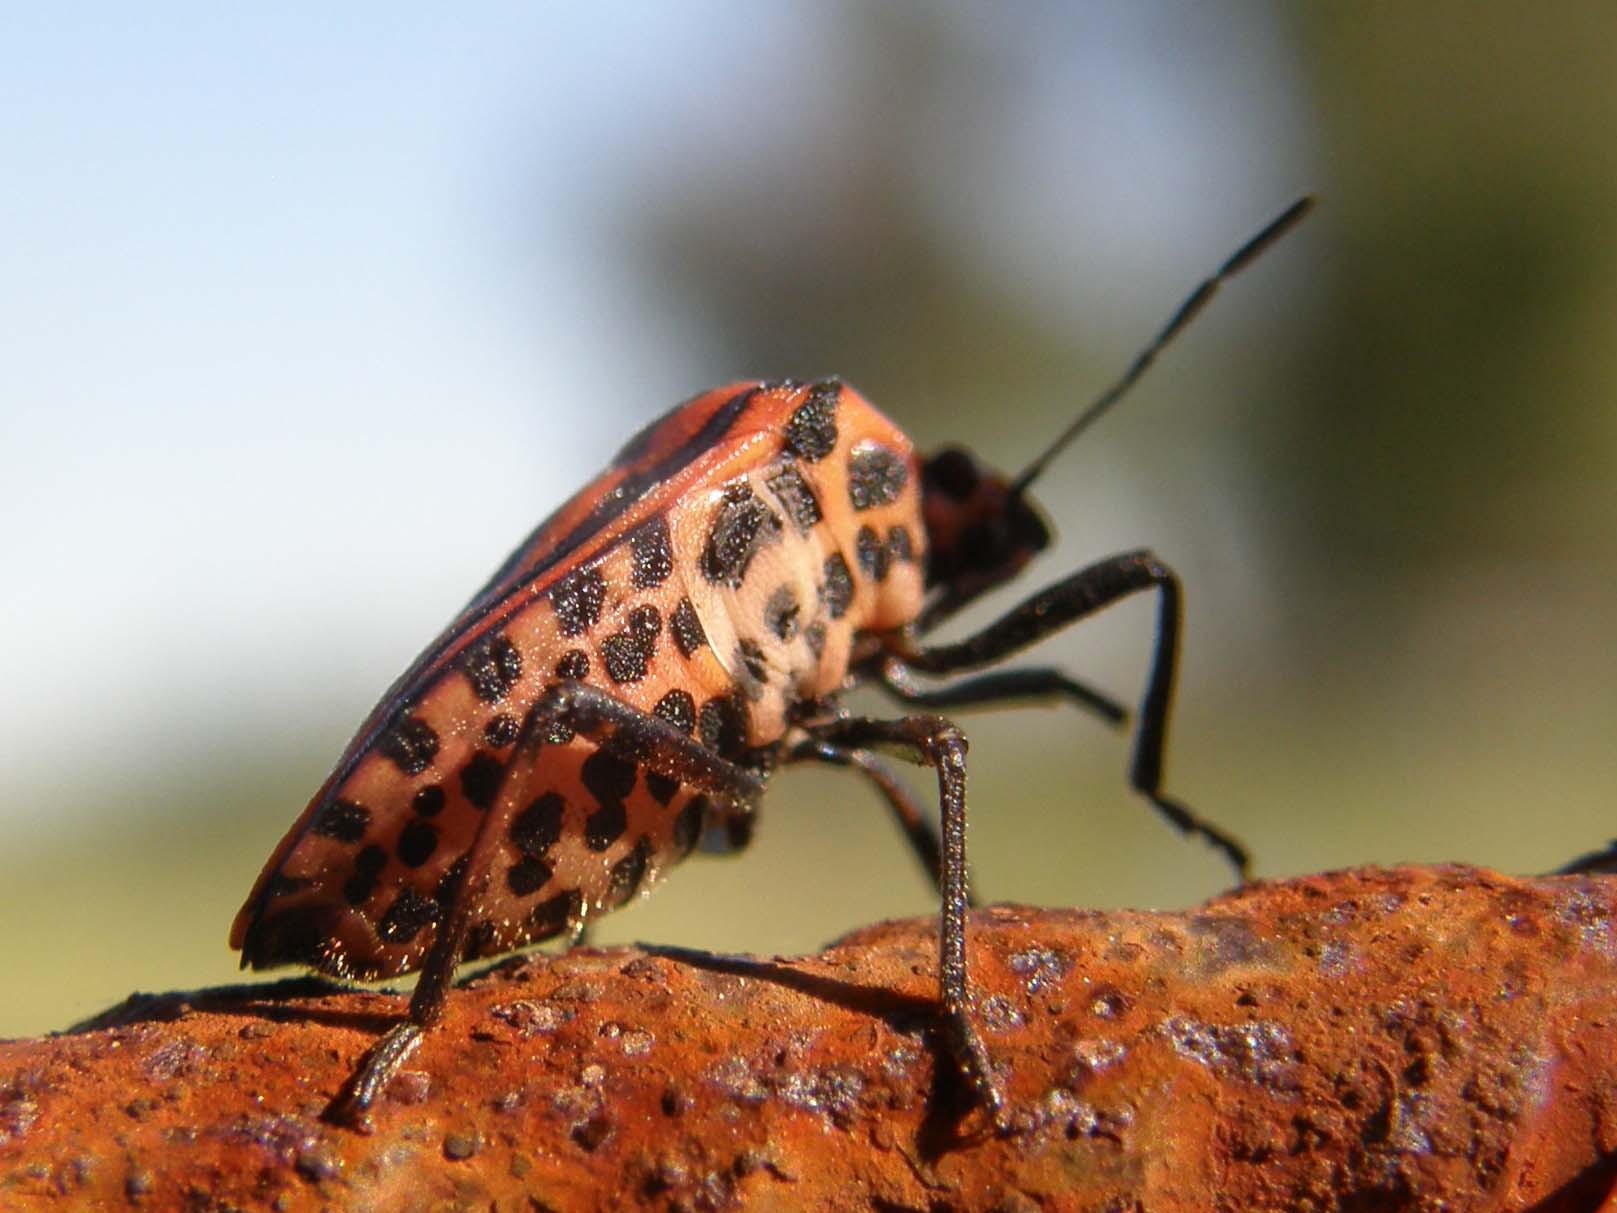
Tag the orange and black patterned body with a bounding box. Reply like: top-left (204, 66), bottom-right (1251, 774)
top-left (232, 379), bottom-right (926, 981)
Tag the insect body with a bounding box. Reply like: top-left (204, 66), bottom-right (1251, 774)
top-left (232, 197), bottom-right (1313, 1126)
top-left (234, 384), bottom-right (931, 979)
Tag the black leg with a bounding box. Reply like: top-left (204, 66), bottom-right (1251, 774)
top-left (875, 659), bottom-right (1128, 727)
top-left (325, 681), bottom-right (765, 1126)
top-left (808, 713), bottom-right (1004, 1126)
top-left (783, 735), bottom-right (977, 907)
top-left (900, 549), bottom-right (1250, 881)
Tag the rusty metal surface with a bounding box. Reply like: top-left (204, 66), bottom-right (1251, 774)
top-left (3, 865), bottom-right (1616, 1211)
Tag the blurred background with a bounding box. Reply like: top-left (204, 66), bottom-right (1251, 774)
top-left (4, 4), bottom-right (1615, 1037)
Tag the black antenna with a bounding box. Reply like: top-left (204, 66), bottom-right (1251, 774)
top-left (1009, 195), bottom-right (1315, 497)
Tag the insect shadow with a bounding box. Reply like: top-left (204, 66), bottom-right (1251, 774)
top-left (70, 975), bottom-right (398, 1037)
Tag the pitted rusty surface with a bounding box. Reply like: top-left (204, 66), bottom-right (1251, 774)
top-left (4, 865), bottom-right (1617, 1212)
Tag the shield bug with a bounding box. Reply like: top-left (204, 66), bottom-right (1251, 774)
top-left (232, 197), bottom-right (1314, 1126)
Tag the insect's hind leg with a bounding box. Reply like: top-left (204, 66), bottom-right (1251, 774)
top-left (898, 549), bottom-right (1250, 882)
top-left (807, 713), bottom-right (1004, 1128)
top-left (783, 735), bottom-right (978, 907)
top-left (324, 681), bottom-right (765, 1127)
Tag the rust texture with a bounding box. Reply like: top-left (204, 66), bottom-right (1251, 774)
top-left (3, 865), bottom-right (1617, 1212)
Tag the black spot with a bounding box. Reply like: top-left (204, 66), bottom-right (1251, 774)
top-left (397, 821), bottom-right (438, 868)
top-left (551, 566), bottom-right (606, 637)
top-left (512, 792), bottom-right (565, 858)
top-left (343, 871), bottom-right (376, 907)
top-left (461, 751), bottom-right (505, 810)
top-left (507, 856), bottom-right (552, 897)
top-left (653, 689), bottom-right (696, 734)
top-left (698, 695), bottom-right (748, 759)
top-left (701, 483), bottom-right (783, 587)
top-left (736, 640), bottom-right (770, 692)
top-left (645, 772), bottom-right (679, 805)
top-left (857, 525), bottom-right (891, 582)
top-left (600, 635), bottom-right (646, 684)
top-left (608, 838), bottom-right (653, 907)
top-left (766, 462), bottom-right (822, 533)
top-left (581, 749), bottom-right (637, 807)
top-left (601, 604), bottom-right (663, 684)
top-left (629, 604), bottom-right (661, 637)
top-left (484, 713), bottom-right (519, 748)
top-left (888, 525), bottom-right (915, 563)
top-left (847, 444), bottom-right (909, 511)
top-left (585, 801), bottom-right (628, 852)
top-left (765, 585), bottom-right (800, 641)
top-left (629, 516), bottom-right (674, 589)
top-left (673, 796), bottom-right (708, 856)
top-left (671, 598), bottom-right (708, 657)
top-left (377, 887), bottom-right (441, 944)
top-left (599, 642), bottom-right (643, 688)
top-left (412, 785), bottom-right (445, 817)
top-left (821, 553), bottom-right (854, 618)
top-left (556, 649), bottom-right (590, 681)
top-left (784, 380), bottom-right (840, 461)
top-left (805, 621), bottom-right (827, 658)
top-left (313, 799), bottom-right (370, 843)
top-left (380, 715), bottom-right (439, 776)
top-left (529, 888), bottom-right (582, 936)
top-left (343, 847), bottom-right (385, 907)
top-left (461, 634), bottom-right (522, 704)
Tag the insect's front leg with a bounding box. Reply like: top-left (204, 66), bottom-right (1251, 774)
top-left (805, 712), bottom-right (1005, 1128)
top-left (899, 549), bottom-right (1250, 882)
top-left (325, 682), bottom-right (765, 1127)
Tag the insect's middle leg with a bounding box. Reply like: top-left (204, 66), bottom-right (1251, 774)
top-left (875, 662), bottom-right (1129, 727)
top-left (326, 681), bottom-right (765, 1125)
top-left (897, 548), bottom-right (1250, 881)
top-left (783, 735), bottom-right (977, 906)
top-left (807, 712), bottom-right (1003, 1125)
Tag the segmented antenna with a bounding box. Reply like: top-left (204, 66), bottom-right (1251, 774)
top-left (1009, 195), bottom-right (1315, 497)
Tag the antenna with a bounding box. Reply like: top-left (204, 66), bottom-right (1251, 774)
top-left (1008, 195), bottom-right (1315, 497)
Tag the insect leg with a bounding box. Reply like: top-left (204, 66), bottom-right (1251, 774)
top-left (807, 713), bottom-right (1004, 1126)
top-left (875, 660), bottom-right (1129, 727)
top-left (326, 681), bottom-right (765, 1126)
top-left (902, 549), bottom-right (1250, 881)
top-left (783, 735), bottom-right (976, 906)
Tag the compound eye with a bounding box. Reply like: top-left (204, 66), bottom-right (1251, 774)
top-left (923, 448), bottom-right (981, 502)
